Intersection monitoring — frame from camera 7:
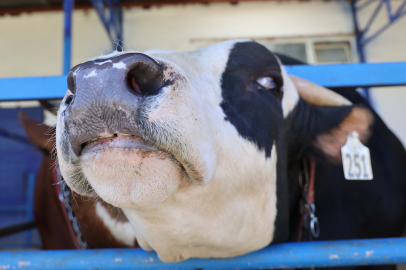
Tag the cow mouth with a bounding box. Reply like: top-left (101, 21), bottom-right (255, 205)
top-left (81, 133), bottom-right (158, 156)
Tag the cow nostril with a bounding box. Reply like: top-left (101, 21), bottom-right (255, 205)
top-left (127, 75), bottom-right (142, 95)
top-left (125, 58), bottom-right (165, 96)
top-left (65, 94), bottom-right (74, 105)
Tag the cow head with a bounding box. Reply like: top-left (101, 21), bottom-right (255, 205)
top-left (56, 40), bottom-right (373, 261)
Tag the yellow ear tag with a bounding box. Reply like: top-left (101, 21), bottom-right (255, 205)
top-left (341, 131), bottom-right (373, 180)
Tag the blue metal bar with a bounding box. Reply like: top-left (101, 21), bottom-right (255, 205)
top-left (357, 0), bottom-right (377, 12)
top-left (63, 0), bottom-right (74, 75)
top-left (0, 238), bottom-right (405, 269)
top-left (0, 62), bottom-right (406, 101)
top-left (109, 0), bottom-right (123, 51)
top-left (285, 62), bottom-right (406, 88)
top-left (0, 206), bottom-right (27, 212)
top-left (361, 0), bottom-right (384, 39)
top-left (90, 0), bottom-right (113, 42)
top-left (24, 172), bottom-right (36, 247)
top-left (0, 76), bottom-right (66, 101)
top-left (351, 0), bottom-right (372, 104)
top-left (90, 0), bottom-right (123, 51)
top-left (0, 127), bottom-right (32, 146)
top-left (363, 9), bottom-right (406, 44)
top-left (351, 0), bottom-right (367, 62)
top-left (384, 0), bottom-right (392, 21)
top-left (396, 0), bottom-right (406, 17)
top-left (359, 0), bottom-right (406, 45)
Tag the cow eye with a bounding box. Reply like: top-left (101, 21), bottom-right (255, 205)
top-left (257, 77), bottom-right (277, 90)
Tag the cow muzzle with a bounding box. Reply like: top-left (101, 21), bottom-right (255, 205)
top-left (62, 52), bottom-right (166, 157)
top-left (57, 52), bottom-right (188, 207)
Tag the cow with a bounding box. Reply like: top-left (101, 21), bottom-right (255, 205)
top-left (55, 40), bottom-right (406, 267)
top-left (19, 112), bottom-right (138, 249)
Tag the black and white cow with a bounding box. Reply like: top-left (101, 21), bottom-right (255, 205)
top-left (56, 40), bottom-right (406, 265)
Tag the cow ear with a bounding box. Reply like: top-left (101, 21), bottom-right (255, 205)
top-left (290, 75), bottom-right (352, 107)
top-left (312, 106), bottom-right (374, 162)
top-left (285, 80), bottom-right (374, 163)
top-left (19, 112), bottom-right (55, 155)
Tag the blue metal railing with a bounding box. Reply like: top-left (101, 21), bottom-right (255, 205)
top-left (0, 238), bottom-right (405, 269)
top-left (0, 172), bottom-right (37, 248)
top-left (0, 62), bottom-right (405, 101)
top-left (90, 0), bottom-right (123, 51)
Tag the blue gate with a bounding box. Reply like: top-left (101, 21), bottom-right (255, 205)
top-left (0, 0), bottom-right (406, 269)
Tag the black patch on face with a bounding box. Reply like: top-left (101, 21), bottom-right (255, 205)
top-left (220, 41), bottom-right (290, 243)
top-left (220, 41), bottom-right (284, 157)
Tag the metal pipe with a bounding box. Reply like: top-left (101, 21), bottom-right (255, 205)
top-left (63, 0), bottom-right (74, 75)
top-left (0, 127), bottom-right (33, 146)
top-left (0, 238), bottom-right (406, 269)
top-left (361, 0), bottom-right (384, 42)
top-left (0, 221), bottom-right (36, 238)
top-left (1, 62), bottom-right (406, 101)
top-left (24, 172), bottom-right (36, 247)
top-left (351, 0), bottom-right (366, 62)
top-left (351, 0), bottom-right (371, 104)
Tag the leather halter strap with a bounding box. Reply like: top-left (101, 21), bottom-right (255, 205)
top-left (297, 159), bottom-right (319, 242)
top-left (308, 160), bottom-right (316, 205)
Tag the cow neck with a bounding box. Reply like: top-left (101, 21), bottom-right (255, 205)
top-left (297, 158), bottom-right (319, 242)
top-left (53, 167), bottom-right (89, 249)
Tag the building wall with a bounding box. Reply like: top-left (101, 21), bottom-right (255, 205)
top-left (0, 0), bottom-right (405, 146)
top-left (357, 1), bottom-right (406, 147)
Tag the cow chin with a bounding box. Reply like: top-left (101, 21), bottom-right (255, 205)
top-left (79, 137), bottom-right (186, 209)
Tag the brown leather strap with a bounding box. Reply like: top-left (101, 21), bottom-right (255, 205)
top-left (308, 160), bottom-right (316, 205)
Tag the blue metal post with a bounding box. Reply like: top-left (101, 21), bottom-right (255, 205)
top-left (63, 0), bottom-right (74, 75)
top-left (89, 0), bottom-right (123, 51)
top-left (24, 172), bottom-right (36, 247)
top-left (351, 0), bottom-right (371, 104)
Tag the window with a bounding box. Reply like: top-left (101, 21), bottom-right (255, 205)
top-left (190, 36), bottom-right (356, 64)
top-left (314, 42), bottom-right (352, 64)
top-left (262, 43), bottom-right (307, 63)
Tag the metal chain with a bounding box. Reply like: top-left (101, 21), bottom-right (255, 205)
top-left (57, 168), bottom-right (89, 249)
top-left (299, 159), bottom-right (320, 240)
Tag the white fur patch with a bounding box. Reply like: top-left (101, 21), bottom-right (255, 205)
top-left (123, 142), bottom-right (278, 262)
top-left (95, 59), bottom-right (112, 65)
top-left (112, 62), bottom-right (126, 69)
top-left (95, 202), bottom-right (137, 247)
top-left (280, 65), bottom-right (300, 118)
top-left (84, 70), bottom-right (97, 78)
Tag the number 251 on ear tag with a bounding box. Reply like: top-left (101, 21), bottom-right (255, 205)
top-left (341, 131), bottom-right (373, 180)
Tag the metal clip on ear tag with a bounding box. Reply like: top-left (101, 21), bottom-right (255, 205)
top-left (341, 131), bottom-right (373, 180)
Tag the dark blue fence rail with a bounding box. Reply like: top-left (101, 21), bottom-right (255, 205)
top-left (0, 238), bottom-right (405, 270)
top-left (0, 107), bottom-right (43, 248)
top-left (0, 62), bottom-right (405, 101)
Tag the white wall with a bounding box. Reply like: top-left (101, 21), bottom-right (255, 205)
top-left (123, 1), bottom-right (353, 51)
top-left (357, 1), bottom-right (406, 147)
top-left (0, 1), bottom-right (405, 147)
top-left (0, 1), bottom-right (353, 77)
